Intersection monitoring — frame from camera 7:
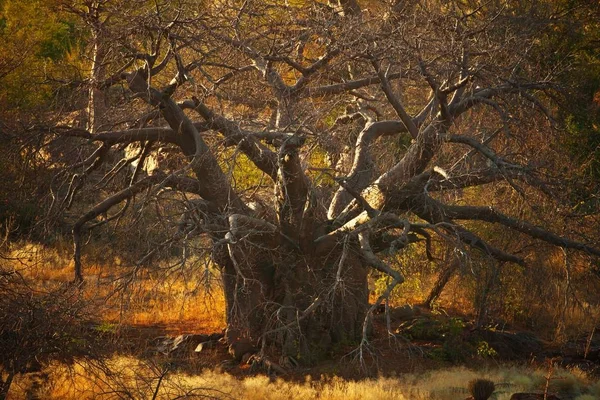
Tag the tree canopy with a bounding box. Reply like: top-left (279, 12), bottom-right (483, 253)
top-left (2, 0), bottom-right (600, 363)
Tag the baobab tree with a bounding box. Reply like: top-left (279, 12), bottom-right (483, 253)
top-left (40, 0), bottom-right (600, 361)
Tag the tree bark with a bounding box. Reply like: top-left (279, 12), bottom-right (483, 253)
top-left (86, 6), bottom-right (107, 134)
top-left (217, 237), bottom-right (370, 362)
top-left (425, 254), bottom-right (460, 309)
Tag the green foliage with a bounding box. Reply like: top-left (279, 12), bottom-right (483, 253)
top-left (427, 339), bottom-right (476, 363)
top-left (542, 2), bottom-right (600, 180)
top-left (0, 201), bottom-right (40, 234)
top-left (436, 318), bottom-right (475, 362)
top-left (94, 322), bottom-right (118, 334)
top-left (37, 20), bottom-right (76, 61)
top-left (403, 317), bottom-right (466, 342)
top-left (0, 140), bottom-right (49, 237)
top-left (575, 396), bottom-right (597, 400)
top-left (404, 318), bottom-right (444, 341)
top-left (306, 146), bottom-right (335, 185)
top-left (322, 103), bottom-right (348, 128)
top-left (427, 347), bottom-right (449, 361)
top-left (230, 153), bottom-right (266, 190)
top-left (403, 317), bottom-right (501, 362)
top-left (444, 317), bottom-right (466, 337)
top-left (0, 0), bottom-right (82, 110)
top-left (376, 244), bottom-right (434, 304)
top-left (476, 341), bottom-right (498, 358)
top-left (443, 339), bottom-right (476, 363)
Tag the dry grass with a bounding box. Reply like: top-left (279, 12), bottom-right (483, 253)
top-left (6, 241), bottom-right (226, 333)
top-left (5, 241), bottom-right (600, 400)
top-left (10, 237), bottom-right (599, 341)
top-left (7, 359), bottom-right (600, 400)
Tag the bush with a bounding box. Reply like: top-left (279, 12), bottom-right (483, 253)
top-left (0, 267), bottom-right (105, 397)
top-left (468, 379), bottom-right (495, 400)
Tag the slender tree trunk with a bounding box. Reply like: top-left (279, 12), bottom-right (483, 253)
top-left (475, 262), bottom-right (500, 328)
top-left (87, 26), bottom-right (106, 133)
top-left (0, 372), bottom-right (14, 400)
top-left (425, 253), bottom-right (460, 309)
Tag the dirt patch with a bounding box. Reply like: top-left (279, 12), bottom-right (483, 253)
top-left (100, 306), bottom-right (599, 383)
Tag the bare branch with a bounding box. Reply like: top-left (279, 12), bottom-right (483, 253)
top-left (450, 82), bottom-right (555, 117)
top-left (451, 224), bottom-right (525, 264)
top-left (426, 169), bottom-right (507, 191)
top-left (447, 134), bottom-right (522, 169)
top-left (126, 70), bottom-right (246, 212)
top-left (72, 174), bottom-right (163, 282)
top-left (417, 58), bottom-right (451, 122)
top-left (328, 120), bottom-right (407, 219)
top-left (53, 124), bottom-right (210, 145)
top-left (372, 60), bottom-right (419, 139)
top-left (300, 72), bottom-right (407, 98)
top-left (183, 100), bottom-right (279, 180)
top-left (427, 198), bottom-right (600, 257)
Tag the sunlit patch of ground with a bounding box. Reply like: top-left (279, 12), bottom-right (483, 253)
top-left (6, 241), bottom-right (226, 333)
top-left (5, 242), bottom-right (600, 400)
top-left (7, 359), bottom-right (600, 400)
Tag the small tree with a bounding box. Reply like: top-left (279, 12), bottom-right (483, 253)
top-left (0, 266), bottom-right (102, 398)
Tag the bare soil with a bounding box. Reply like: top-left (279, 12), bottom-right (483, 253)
top-left (107, 305), bottom-right (600, 382)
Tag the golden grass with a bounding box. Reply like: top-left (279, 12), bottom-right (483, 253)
top-left (112, 284), bottom-right (226, 333)
top-left (8, 239), bottom-right (599, 340)
top-left (4, 242), bottom-right (600, 400)
top-left (8, 358), bottom-right (600, 400)
top-left (6, 241), bottom-right (226, 332)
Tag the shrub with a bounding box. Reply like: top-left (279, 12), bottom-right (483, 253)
top-left (0, 267), bottom-right (105, 398)
top-left (468, 379), bottom-right (496, 400)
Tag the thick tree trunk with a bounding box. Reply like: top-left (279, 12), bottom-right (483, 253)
top-left (217, 242), bottom-right (370, 363)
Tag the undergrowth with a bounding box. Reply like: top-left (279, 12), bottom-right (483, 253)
top-left (8, 362), bottom-right (600, 400)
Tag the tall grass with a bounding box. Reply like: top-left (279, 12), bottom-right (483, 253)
top-left (5, 242), bottom-right (600, 399)
top-left (6, 241), bottom-right (226, 332)
top-left (8, 360), bottom-right (600, 400)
